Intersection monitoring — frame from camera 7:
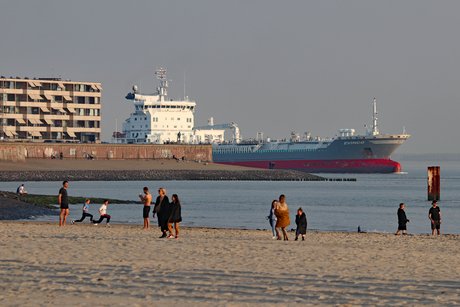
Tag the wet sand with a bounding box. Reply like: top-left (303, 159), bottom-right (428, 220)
top-left (1, 221), bottom-right (459, 306)
top-left (0, 159), bottom-right (258, 171)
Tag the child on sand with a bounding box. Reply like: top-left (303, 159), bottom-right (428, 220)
top-left (93, 200), bottom-right (110, 227)
top-left (295, 207), bottom-right (307, 241)
top-left (71, 199), bottom-right (93, 224)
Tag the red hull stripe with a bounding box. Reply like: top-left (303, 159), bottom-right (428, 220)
top-left (215, 159), bottom-right (402, 173)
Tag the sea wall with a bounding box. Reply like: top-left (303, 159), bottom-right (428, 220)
top-left (0, 144), bottom-right (26, 162)
top-left (0, 143), bottom-right (213, 162)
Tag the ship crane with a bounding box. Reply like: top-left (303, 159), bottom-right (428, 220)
top-left (194, 117), bottom-right (241, 144)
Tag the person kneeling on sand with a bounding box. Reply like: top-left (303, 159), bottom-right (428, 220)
top-left (167, 194), bottom-right (182, 239)
top-left (275, 194), bottom-right (290, 241)
top-left (93, 200), bottom-right (110, 227)
top-left (295, 207), bottom-right (307, 241)
top-left (71, 199), bottom-right (93, 224)
top-left (395, 203), bottom-right (410, 235)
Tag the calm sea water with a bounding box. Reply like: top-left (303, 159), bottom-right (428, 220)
top-left (2, 161), bottom-right (459, 235)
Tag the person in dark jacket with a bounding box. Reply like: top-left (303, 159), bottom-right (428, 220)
top-left (295, 207), bottom-right (307, 241)
top-left (154, 187), bottom-right (170, 238)
top-left (395, 203), bottom-right (411, 235)
top-left (167, 194), bottom-right (182, 239)
top-left (266, 200), bottom-right (278, 239)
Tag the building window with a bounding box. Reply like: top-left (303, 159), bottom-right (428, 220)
top-left (177, 118), bottom-right (180, 121)
top-left (135, 118), bottom-right (137, 121)
top-left (171, 118), bottom-right (174, 120)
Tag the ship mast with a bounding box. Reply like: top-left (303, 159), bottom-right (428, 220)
top-left (155, 68), bottom-right (169, 102)
top-left (372, 98), bottom-right (379, 135)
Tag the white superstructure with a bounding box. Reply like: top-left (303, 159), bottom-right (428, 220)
top-left (114, 68), bottom-right (196, 144)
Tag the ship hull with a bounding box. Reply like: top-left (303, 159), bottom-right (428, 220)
top-left (212, 136), bottom-right (408, 174)
top-left (215, 158), bottom-right (401, 173)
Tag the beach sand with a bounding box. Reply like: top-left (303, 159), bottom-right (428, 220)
top-left (0, 159), bottom-right (259, 172)
top-left (1, 221), bottom-right (459, 306)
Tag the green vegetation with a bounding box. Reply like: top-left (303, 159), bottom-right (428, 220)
top-left (22, 195), bottom-right (139, 207)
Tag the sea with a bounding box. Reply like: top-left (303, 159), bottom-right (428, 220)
top-left (2, 161), bottom-right (459, 235)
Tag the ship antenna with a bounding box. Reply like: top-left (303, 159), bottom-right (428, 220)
top-left (155, 67), bottom-right (169, 102)
top-left (372, 98), bottom-right (379, 136)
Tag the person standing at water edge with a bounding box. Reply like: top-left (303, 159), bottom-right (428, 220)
top-left (154, 187), bottom-right (169, 238)
top-left (139, 187), bottom-right (152, 230)
top-left (93, 200), bottom-right (111, 227)
top-left (58, 181), bottom-right (69, 226)
top-left (266, 200), bottom-right (277, 239)
top-left (295, 207), bottom-right (307, 241)
top-left (167, 194), bottom-right (182, 239)
top-left (428, 200), bottom-right (441, 235)
top-left (275, 195), bottom-right (290, 241)
top-left (71, 199), bottom-right (93, 224)
top-left (395, 203), bottom-right (410, 235)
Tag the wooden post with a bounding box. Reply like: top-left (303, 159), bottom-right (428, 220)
top-left (428, 166), bottom-right (440, 201)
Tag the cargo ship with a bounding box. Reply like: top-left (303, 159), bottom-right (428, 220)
top-left (212, 99), bottom-right (410, 173)
top-left (114, 69), bottom-right (409, 173)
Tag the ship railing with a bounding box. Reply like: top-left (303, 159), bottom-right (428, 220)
top-left (213, 148), bottom-right (318, 154)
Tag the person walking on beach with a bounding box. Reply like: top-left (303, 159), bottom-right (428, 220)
top-left (266, 200), bottom-right (277, 239)
top-left (275, 194), bottom-right (290, 241)
top-left (167, 194), bottom-right (182, 239)
top-left (93, 200), bottom-right (111, 227)
top-left (139, 187), bottom-right (152, 230)
top-left (154, 187), bottom-right (169, 238)
top-left (58, 181), bottom-right (69, 226)
top-left (71, 199), bottom-right (93, 224)
top-left (295, 207), bottom-right (307, 241)
top-left (395, 203), bottom-right (410, 235)
top-left (428, 200), bottom-right (441, 235)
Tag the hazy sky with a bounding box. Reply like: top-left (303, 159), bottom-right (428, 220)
top-left (1, 0), bottom-right (459, 154)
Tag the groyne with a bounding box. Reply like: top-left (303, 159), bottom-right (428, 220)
top-left (0, 169), bottom-right (327, 182)
top-left (0, 192), bottom-right (59, 220)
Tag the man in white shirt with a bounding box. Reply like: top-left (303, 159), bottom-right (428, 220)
top-left (93, 200), bottom-right (111, 227)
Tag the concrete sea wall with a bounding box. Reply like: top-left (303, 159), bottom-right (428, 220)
top-left (0, 143), bottom-right (213, 162)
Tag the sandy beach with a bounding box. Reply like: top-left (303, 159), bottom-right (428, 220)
top-left (1, 221), bottom-right (459, 306)
top-left (0, 159), bottom-right (258, 172)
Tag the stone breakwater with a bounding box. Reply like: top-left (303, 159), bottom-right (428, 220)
top-left (0, 193), bottom-right (59, 220)
top-left (0, 169), bottom-right (325, 182)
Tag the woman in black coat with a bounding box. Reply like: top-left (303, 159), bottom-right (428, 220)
top-left (167, 194), bottom-right (182, 239)
top-left (295, 207), bottom-right (307, 241)
top-left (154, 187), bottom-right (170, 238)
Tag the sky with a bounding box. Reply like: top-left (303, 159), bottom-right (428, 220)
top-left (1, 0), bottom-right (459, 154)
